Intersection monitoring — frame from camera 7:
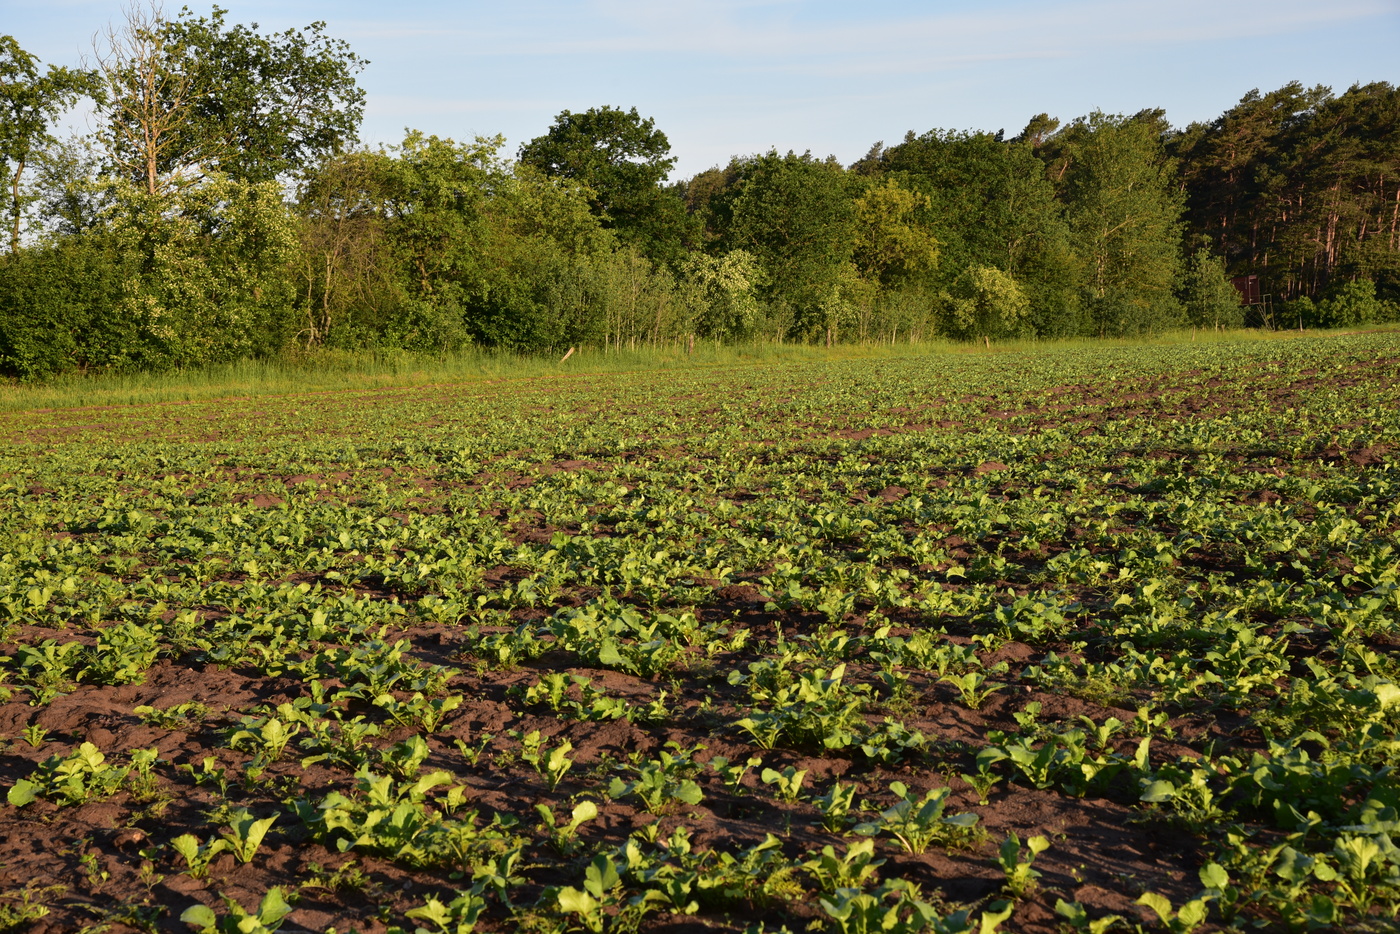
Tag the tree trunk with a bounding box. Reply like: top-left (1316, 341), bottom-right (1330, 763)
top-left (8, 158), bottom-right (24, 254)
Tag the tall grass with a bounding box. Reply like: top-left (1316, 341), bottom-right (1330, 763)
top-left (0, 325), bottom-right (1378, 413)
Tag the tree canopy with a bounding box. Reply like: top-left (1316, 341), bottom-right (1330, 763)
top-left (2, 8), bottom-right (1399, 378)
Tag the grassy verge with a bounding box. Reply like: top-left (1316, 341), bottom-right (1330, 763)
top-left (0, 324), bottom-right (1387, 413)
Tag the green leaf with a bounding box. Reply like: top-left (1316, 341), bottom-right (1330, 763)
top-left (256, 887), bottom-right (292, 926)
top-left (674, 780), bottom-right (703, 805)
top-left (1139, 780), bottom-right (1175, 803)
top-left (7, 779), bottom-right (38, 807)
top-left (1199, 861), bottom-right (1229, 890)
top-left (557, 886), bottom-right (599, 915)
top-left (1135, 892), bottom-right (1173, 923)
top-left (179, 904), bottom-right (218, 932)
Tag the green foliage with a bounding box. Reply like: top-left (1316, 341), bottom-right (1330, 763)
top-left (102, 173), bottom-right (301, 368)
top-left (854, 782), bottom-right (980, 854)
top-left (714, 150), bottom-right (856, 333)
top-left (1049, 110), bottom-right (1186, 335)
top-left (1312, 278), bottom-right (1396, 327)
top-left (877, 128), bottom-right (1080, 337)
top-left (8, 741), bottom-right (155, 808)
top-left (941, 266), bottom-right (1030, 341)
top-left (180, 887), bottom-right (292, 934)
top-left (518, 105), bottom-right (691, 263)
top-left (1181, 247), bottom-right (1244, 329)
top-left (3, 332), bottom-right (1400, 931)
top-left (0, 35), bottom-right (100, 252)
top-left (995, 832), bottom-right (1050, 897)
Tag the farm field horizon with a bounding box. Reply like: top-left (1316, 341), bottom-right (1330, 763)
top-left (1, 332), bottom-right (1398, 933)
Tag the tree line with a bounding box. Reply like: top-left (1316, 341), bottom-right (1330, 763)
top-left (1, 7), bottom-right (1397, 378)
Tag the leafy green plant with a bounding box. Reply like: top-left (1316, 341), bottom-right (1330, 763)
top-left (940, 671), bottom-right (1006, 710)
top-left (805, 839), bottom-right (883, 894)
top-left (995, 832), bottom-right (1050, 897)
top-left (171, 834), bottom-right (230, 879)
top-left (134, 702), bottom-right (211, 730)
top-left (1054, 899), bottom-right (1123, 933)
top-left (8, 742), bottom-right (154, 808)
top-left (513, 730), bottom-right (575, 791)
top-left (180, 888), bottom-right (293, 934)
top-left (1135, 891), bottom-right (1211, 934)
top-left (609, 751), bottom-right (704, 814)
top-left (398, 891), bottom-right (485, 934)
top-left (854, 782), bottom-right (979, 854)
top-left (536, 800), bottom-right (599, 856)
top-left (813, 781), bottom-right (858, 832)
top-left (709, 754), bottom-right (762, 793)
top-left (219, 809), bottom-right (278, 864)
top-left (761, 765), bottom-right (808, 802)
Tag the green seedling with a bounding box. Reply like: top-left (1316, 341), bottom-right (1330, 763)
top-left (760, 765), bottom-right (808, 802)
top-left (8, 742), bottom-right (146, 808)
top-left (180, 887), bottom-right (292, 934)
top-left (1135, 891), bottom-right (1211, 934)
top-left (468, 846), bottom-right (523, 907)
top-left (453, 734), bottom-right (493, 767)
top-left (220, 809), bottom-right (278, 863)
top-left (995, 832), bottom-right (1050, 897)
top-left (381, 735), bottom-right (432, 781)
top-left (375, 692), bottom-right (463, 733)
top-left (940, 671), bottom-right (1007, 710)
top-left (1012, 702), bottom-right (1042, 732)
top-left (1054, 899), bottom-right (1123, 933)
top-left (854, 781), bottom-right (979, 854)
top-left (609, 754), bottom-right (704, 814)
top-left (805, 838), bottom-right (882, 894)
top-left (401, 891), bottom-right (485, 934)
top-left (171, 834), bottom-right (230, 879)
top-left (227, 716), bottom-right (300, 761)
top-left (179, 756), bottom-right (230, 795)
top-left (960, 761), bottom-right (1004, 806)
top-left (813, 781), bottom-right (858, 832)
top-left (709, 755), bottom-right (762, 793)
top-left (134, 702), bottom-right (211, 730)
top-left (535, 800), bottom-right (598, 855)
top-left (21, 724), bottom-right (48, 749)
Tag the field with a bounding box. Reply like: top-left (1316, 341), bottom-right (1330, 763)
top-left (0, 331), bottom-right (1397, 934)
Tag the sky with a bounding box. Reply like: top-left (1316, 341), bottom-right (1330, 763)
top-left (6, 0), bottom-right (1400, 179)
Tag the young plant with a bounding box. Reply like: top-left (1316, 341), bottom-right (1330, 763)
top-left (761, 765), bottom-right (808, 803)
top-left (400, 891), bottom-right (486, 934)
top-left (960, 761), bottom-right (1004, 806)
top-left (805, 838), bottom-right (883, 894)
top-left (226, 716), bottom-right (300, 762)
top-left (996, 832), bottom-right (1050, 897)
top-left (512, 730), bottom-right (575, 790)
top-left (7, 742), bottom-right (143, 808)
top-left (535, 800), bottom-right (599, 856)
top-left (171, 834), bottom-right (230, 880)
top-left (180, 887), bottom-right (292, 934)
top-left (709, 755), bottom-right (762, 793)
top-left (1054, 899), bottom-right (1124, 933)
top-left (219, 809), bottom-right (278, 864)
top-left (813, 781), bottom-right (858, 832)
top-left (941, 671), bottom-right (1007, 710)
top-left (453, 734), bottom-right (493, 767)
top-left (1135, 891), bottom-right (1211, 934)
top-left (609, 749), bottom-right (704, 814)
top-left (854, 781), bottom-right (980, 854)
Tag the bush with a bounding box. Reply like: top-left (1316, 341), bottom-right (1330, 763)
top-left (0, 235), bottom-right (137, 380)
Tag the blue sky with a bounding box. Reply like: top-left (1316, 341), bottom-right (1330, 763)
top-left (7, 0), bottom-right (1399, 178)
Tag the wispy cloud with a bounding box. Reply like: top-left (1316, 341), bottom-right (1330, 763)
top-left (342, 0), bottom-right (1392, 65)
